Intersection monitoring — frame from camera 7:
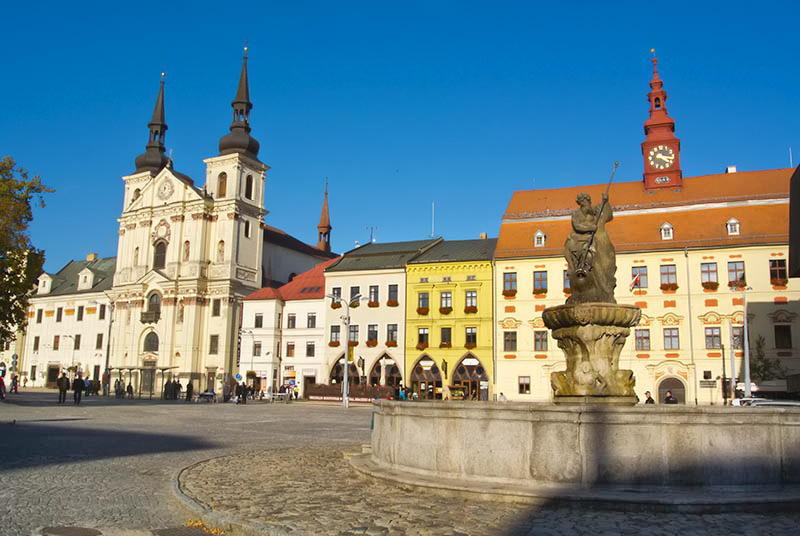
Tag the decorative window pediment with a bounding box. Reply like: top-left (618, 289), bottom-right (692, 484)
top-left (498, 318), bottom-right (522, 329)
top-left (637, 313), bottom-right (652, 327)
top-left (769, 309), bottom-right (797, 324)
top-left (698, 311), bottom-right (722, 325)
top-left (658, 312), bottom-right (683, 326)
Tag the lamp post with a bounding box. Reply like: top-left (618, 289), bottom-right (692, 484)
top-left (731, 284), bottom-right (753, 397)
top-left (326, 292), bottom-right (361, 409)
top-left (62, 334), bottom-right (76, 379)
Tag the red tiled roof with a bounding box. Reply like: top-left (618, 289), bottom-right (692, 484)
top-left (243, 257), bottom-right (340, 301)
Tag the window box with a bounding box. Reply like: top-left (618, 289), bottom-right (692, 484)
top-left (386, 299), bottom-right (399, 307)
top-left (366, 340), bottom-right (378, 347)
top-left (660, 283), bottom-right (678, 292)
top-left (464, 305), bottom-right (478, 314)
top-left (416, 307), bottom-right (429, 315)
top-left (348, 340), bottom-right (358, 347)
top-left (331, 302), bottom-right (342, 309)
top-left (416, 342), bottom-right (429, 351)
top-left (367, 301), bottom-right (379, 308)
top-left (533, 288), bottom-right (547, 295)
top-left (439, 342), bottom-right (452, 348)
top-left (350, 301), bottom-right (360, 308)
top-left (439, 306), bottom-right (452, 315)
top-left (328, 341), bottom-right (340, 347)
top-left (464, 342), bottom-right (476, 349)
top-left (563, 288), bottom-right (571, 295)
top-left (385, 340), bottom-right (397, 347)
top-left (728, 280), bottom-right (747, 289)
top-left (502, 289), bottom-right (517, 297)
top-left (701, 281), bottom-right (719, 291)
top-left (771, 278), bottom-right (788, 287)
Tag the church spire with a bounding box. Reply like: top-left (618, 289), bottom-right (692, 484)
top-left (219, 47), bottom-right (260, 159)
top-left (316, 181), bottom-right (332, 252)
top-left (134, 72), bottom-right (170, 173)
top-left (641, 51), bottom-right (682, 189)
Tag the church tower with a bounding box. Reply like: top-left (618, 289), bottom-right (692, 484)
top-left (317, 183), bottom-right (332, 252)
top-left (641, 53), bottom-right (682, 190)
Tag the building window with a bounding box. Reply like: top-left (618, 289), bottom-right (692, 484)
top-left (183, 240), bottom-right (190, 261)
top-left (56, 307), bottom-right (63, 322)
top-left (732, 326), bottom-right (744, 349)
top-left (387, 324), bottom-right (398, 343)
top-left (134, 247), bottom-right (139, 266)
top-left (504, 331), bottom-right (517, 352)
top-left (465, 290), bottom-right (477, 307)
top-left (212, 299), bottom-right (221, 317)
top-left (96, 333), bottom-right (103, 350)
top-left (728, 261), bottom-right (746, 286)
top-left (660, 222), bottom-right (674, 240)
top-left (700, 263), bottom-right (718, 284)
top-left (388, 284), bottom-right (398, 302)
top-left (33, 336), bottom-right (40, 351)
top-left (243, 220), bottom-right (251, 238)
top-left (635, 329), bottom-right (650, 351)
top-left (73, 334), bottom-right (81, 350)
top-left (245, 175), bottom-right (254, 200)
top-left (518, 376), bottom-right (531, 395)
top-left (534, 331), bottom-right (548, 351)
top-left (660, 264), bottom-right (677, 286)
top-left (441, 327), bottom-right (452, 345)
top-left (726, 218), bottom-right (740, 236)
top-left (418, 292), bottom-right (429, 309)
top-left (705, 327), bottom-right (721, 349)
top-left (287, 314), bottom-right (296, 329)
top-left (53, 335), bottom-right (60, 350)
top-left (442, 276), bottom-right (451, 282)
top-left (217, 240), bottom-right (225, 263)
top-left (144, 332), bottom-right (159, 352)
top-left (286, 342), bottom-right (295, 357)
top-left (440, 292), bottom-right (452, 308)
top-left (254, 313), bottom-right (263, 328)
top-left (209, 335), bottom-right (218, 355)
top-left (466, 275), bottom-right (476, 281)
top-left (534, 230), bottom-right (546, 248)
top-left (664, 328), bottom-right (680, 350)
top-left (349, 325), bottom-right (359, 343)
top-left (77, 306), bottom-right (84, 321)
top-left (349, 286), bottom-right (360, 302)
top-left (466, 327), bottom-right (477, 345)
top-left (775, 325), bottom-right (792, 349)
top-left (368, 324), bottom-right (378, 342)
top-left (330, 325), bottom-right (340, 343)
top-left (419, 278), bottom-right (428, 283)
top-left (503, 272), bottom-right (517, 292)
top-left (306, 342), bottom-right (315, 357)
top-left (418, 328), bottom-right (429, 345)
top-left (369, 285), bottom-right (379, 302)
top-left (303, 313), bottom-right (314, 328)
top-left (148, 293), bottom-right (161, 314)
top-left (36, 309), bottom-right (42, 323)
top-left (217, 172), bottom-right (227, 197)
top-left (632, 266), bottom-right (648, 289)
top-left (153, 241), bottom-right (167, 269)
top-left (331, 287), bottom-right (342, 302)
top-left (99, 304), bottom-right (106, 320)
top-left (177, 304), bottom-right (184, 324)
top-left (253, 341), bottom-right (261, 357)
top-left (533, 271), bottom-right (547, 293)
top-left (770, 259), bottom-right (788, 283)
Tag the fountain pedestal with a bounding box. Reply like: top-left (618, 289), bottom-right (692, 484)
top-left (543, 302), bottom-right (640, 406)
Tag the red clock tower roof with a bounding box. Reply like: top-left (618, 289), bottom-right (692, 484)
top-left (641, 53), bottom-right (682, 190)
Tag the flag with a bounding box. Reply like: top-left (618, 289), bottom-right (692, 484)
top-left (629, 272), bottom-right (641, 292)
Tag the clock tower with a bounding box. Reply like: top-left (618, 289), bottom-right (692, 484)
top-left (641, 54), bottom-right (682, 190)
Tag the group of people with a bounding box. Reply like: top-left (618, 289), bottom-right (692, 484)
top-left (643, 390), bottom-right (678, 404)
top-left (56, 372), bottom-right (95, 405)
top-left (163, 379), bottom-right (184, 400)
top-left (113, 378), bottom-right (134, 399)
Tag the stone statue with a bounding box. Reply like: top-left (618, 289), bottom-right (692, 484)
top-left (565, 192), bottom-right (616, 304)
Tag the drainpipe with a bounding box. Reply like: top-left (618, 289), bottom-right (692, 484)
top-left (684, 247), bottom-right (698, 405)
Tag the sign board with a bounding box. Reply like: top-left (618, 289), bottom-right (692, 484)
top-left (700, 380), bottom-right (717, 388)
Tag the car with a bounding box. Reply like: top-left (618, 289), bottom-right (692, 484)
top-left (746, 400), bottom-right (800, 407)
top-left (731, 397), bottom-right (770, 406)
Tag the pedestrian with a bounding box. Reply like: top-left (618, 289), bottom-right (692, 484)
top-left (498, 392), bottom-right (506, 402)
top-left (23, 376), bottom-right (28, 388)
top-left (57, 372), bottom-right (70, 404)
top-left (398, 387), bottom-right (406, 401)
top-left (241, 382), bottom-right (248, 405)
top-left (10, 374), bottom-right (19, 393)
top-left (84, 376), bottom-right (91, 397)
top-left (72, 373), bottom-right (84, 405)
top-left (235, 382), bottom-right (242, 404)
top-left (663, 390), bottom-right (678, 404)
top-left (175, 380), bottom-right (182, 400)
top-left (184, 381), bottom-right (193, 403)
top-left (126, 382), bottom-right (134, 399)
top-left (164, 380), bottom-right (173, 400)
top-left (644, 391), bottom-right (655, 404)
top-left (102, 371), bottom-right (109, 396)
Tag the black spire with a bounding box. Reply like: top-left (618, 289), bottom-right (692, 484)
top-left (219, 48), bottom-right (260, 158)
top-left (134, 73), bottom-right (170, 173)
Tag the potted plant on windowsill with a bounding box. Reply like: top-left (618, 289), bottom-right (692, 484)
top-left (348, 340), bottom-right (358, 347)
top-left (502, 289), bottom-right (517, 297)
top-left (728, 280), bottom-right (747, 289)
top-left (416, 342), bottom-right (429, 351)
top-left (439, 342), bottom-right (452, 348)
top-left (439, 306), bottom-right (453, 315)
top-left (386, 299), bottom-right (399, 307)
top-left (701, 281), bottom-right (719, 291)
top-left (331, 301), bottom-right (342, 309)
top-left (366, 340), bottom-right (378, 347)
top-left (350, 301), bottom-right (360, 308)
top-left (660, 283), bottom-right (678, 292)
top-left (328, 341), bottom-right (340, 347)
top-left (367, 301), bottom-right (379, 308)
top-left (533, 288), bottom-right (547, 296)
top-left (416, 307), bottom-right (429, 315)
top-left (385, 340), bottom-right (397, 347)
top-left (563, 287), bottom-right (572, 295)
top-left (464, 305), bottom-right (478, 314)
top-left (464, 342), bottom-right (476, 349)
top-left (771, 278), bottom-right (788, 288)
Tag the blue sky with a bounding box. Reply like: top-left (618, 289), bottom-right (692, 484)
top-left (3, 1), bottom-right (799, 273)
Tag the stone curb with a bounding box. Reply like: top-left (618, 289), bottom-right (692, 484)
top-left (349, 453), bottom-right (800, 514)
top-left (172, 455), bottom-right (288, 536)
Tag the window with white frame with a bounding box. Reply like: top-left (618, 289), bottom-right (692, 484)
top-left (253, 341), bottom-right (262, 357)
top-left (306, 342), bottom-right (315, 357)
top-left (663, 328), bottom-right (680, 350)
top-left (534, 331), bottom-right (548, 351)
top-left (369, 285), bottom-right (379, 302)
top-left (635, 329), bottom-right (650, 350)
top-left (330, 325), bottom-right (340, 343)
top-left (705, 327), bottom-right (721, 349)
top-left (307, 313), bottom-right (316, 328)
top-left (534, 230), bottom-right (546, 248)
top-left (465, 290), bottom-right (477, 307)
top-left (518, 376), bottom-right (531, 395)
top-left (660, 222), bottom-right (674, 240)
top-left (726, 218), bottom-right (740, 236)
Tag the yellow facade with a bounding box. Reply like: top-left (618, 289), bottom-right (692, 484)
top-left (405, 260), bottom-right (495, 400)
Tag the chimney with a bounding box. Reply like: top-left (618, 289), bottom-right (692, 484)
top-left (726, 166), bottom-right (737, 174)
top-left (86, 253), bottom-right (98, 261)
top-left (479, 232), bottom-right (487, 240)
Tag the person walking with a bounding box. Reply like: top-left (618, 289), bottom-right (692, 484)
top-left (184, 381), bottom-right (193, 403)
top-left (57, 372), bottom-right (70, 404)
top-left (72, 373), bottom-right (84, 405)
top-left (644, 391), bottom-right (655, 404)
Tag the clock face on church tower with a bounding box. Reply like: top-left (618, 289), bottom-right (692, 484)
top-left (157, 179), bottom-right (174, 200)
top-left (648, 145), bottom-right (676, 170)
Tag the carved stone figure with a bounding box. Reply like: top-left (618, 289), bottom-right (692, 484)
top-left (565, 192), bottom-right (616, 304)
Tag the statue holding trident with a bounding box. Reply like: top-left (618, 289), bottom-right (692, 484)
top-left (565, 162), bottom-right (618, 304)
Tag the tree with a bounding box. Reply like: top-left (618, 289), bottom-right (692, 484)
top-left (0, 156), bottom-right (53, 345)
top-left (749, 334), bottom-right (787, 382)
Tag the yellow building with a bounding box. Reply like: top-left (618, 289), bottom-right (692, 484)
top-left (405, 238), bottom-right (497, 400)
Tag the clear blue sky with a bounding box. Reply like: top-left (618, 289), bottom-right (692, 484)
top-left (3, 1), bottom-right (799, 273)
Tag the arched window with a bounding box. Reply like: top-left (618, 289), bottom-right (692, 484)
top-left (148, 292), bottom-right (161, 314)
top-left (654, 97), bottom-right (661, 109)
top-left (245, 175), bottom-right (254, 200)
top-left (153, 241), bottom-right (167, 269)
top-left (183, 240), bottom-right (190, 261)
top-left (143, 332), bottom-right (159, 352)
top-left (660, 222), bottom-right (674, 241)
top-left (217, 172), bottom-right (227, 198)
top-left (133, 247), bottom-right (139, 266)
top-left (217, 240), bottom-right (225, 263)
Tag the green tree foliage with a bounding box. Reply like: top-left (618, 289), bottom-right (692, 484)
top-left (749, 334), bottom-right (787, 382)
top-left (0, 157), bottom-right (53, 345)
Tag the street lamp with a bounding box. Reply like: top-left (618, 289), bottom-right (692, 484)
top-left (731, 284), bottom-right (753, 397)
top-left (325, 292), bottom-right (361, 409)
top-left (62, 334), bottom-right (77, 379)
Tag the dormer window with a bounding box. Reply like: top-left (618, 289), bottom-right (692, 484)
top-left (534, 230), bottom-right (546, 248)
top-left (660, 222), bottom-right (674, 241)
top-left (726, 218), bottom-right (740, 236)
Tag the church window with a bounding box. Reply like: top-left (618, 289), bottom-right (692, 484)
top-left (209, 335), bottom-right (219, 355)
top-left (726, 218), bottom-right (740, 236)
top-left (660, 223), bottom-right (673, 241)
top-left (218, 172), bottom-right (227, 198)
top-left (148, 293), bottom-right (161, 314)
top-left (245, 175), bottom-right (254, 200)
top-left (654, 97), bottom-right (661, 109)
top-left (217, 241), bottom-right (225, 263)
top-left (153, 241), bottom-right (167, 269)
top-left (212, 299), bottom-right (221, 317)
top-left (134, 247), bottom-right (139, 266)
top-left (183, 241), bottom-right (190, 261)
top-left (534, 230), bottom-right (546, 248)
top-left (143, 332), bottom-right (159, 352)
top-left (132, 188), bottom-right (141, 202)
top-left (244, 220), bottom-right (251, 238)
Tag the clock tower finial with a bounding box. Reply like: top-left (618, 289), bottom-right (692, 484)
top-left (641, 52), bottom-right (682, 189)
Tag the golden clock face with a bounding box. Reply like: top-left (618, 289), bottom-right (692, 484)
top-left (648, 145), bottom-right (675, 170)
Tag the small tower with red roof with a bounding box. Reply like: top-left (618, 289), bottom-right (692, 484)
top-left (642, 52), bottom-right (682, 190)
top-left (317, 182), bottom-right (332, 252)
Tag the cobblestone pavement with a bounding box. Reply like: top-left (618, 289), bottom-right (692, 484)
top-left (3, 390), bottom-right (800, 536)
